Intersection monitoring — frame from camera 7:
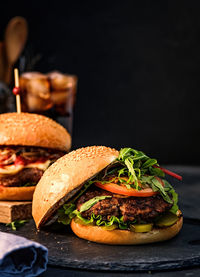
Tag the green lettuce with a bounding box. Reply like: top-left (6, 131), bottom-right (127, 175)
top-left (58, 203), bottom-right (76, 225)
top-left (73, 211), bottom-right (132, 230)
top-left (80, 196), bottom-right (111, 213)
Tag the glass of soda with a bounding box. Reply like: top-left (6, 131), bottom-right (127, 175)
top-left (19, 71), bottom-right (77, 134)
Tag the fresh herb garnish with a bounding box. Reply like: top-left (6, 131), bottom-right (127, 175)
top-left (6, 220), bottom-right (28, 230)
top-left (118, 148), bottom-right (158, 186)
top-left (95, 148), bottom-right (160, 190)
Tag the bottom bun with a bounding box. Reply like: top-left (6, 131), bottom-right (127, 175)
top-left (0, 186), bottom-right (35, 200)
top-left (71, 214), bottom-right (183, 245)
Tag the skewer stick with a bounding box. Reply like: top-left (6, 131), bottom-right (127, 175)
top-left (13, 68), bottom-right (21, 113)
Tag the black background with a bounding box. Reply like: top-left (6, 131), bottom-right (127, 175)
top-left (1, 0), bottom-right (200, 164)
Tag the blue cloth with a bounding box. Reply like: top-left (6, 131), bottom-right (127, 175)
top-left (0, 231), bottom-right (48, 277)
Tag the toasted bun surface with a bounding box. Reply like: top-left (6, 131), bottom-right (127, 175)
top-left (70, 213), bottom-right (183, 245)
top-left (0, 186), bottom-right (35, 200)
top-left (0, 113), bottom-right (71, 152)
top-left (32, 146), bottom-right (119, 228)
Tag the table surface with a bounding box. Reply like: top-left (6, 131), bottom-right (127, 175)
top-left (41, 266), bottom-right (200, 277)
top-left (3, 165), bottom-right (200, 276)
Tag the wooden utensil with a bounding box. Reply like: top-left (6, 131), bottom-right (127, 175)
top-left (4, 17), bottom-right (28, 84)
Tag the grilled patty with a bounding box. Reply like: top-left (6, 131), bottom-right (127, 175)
top-left (77, 188), bottom-right (173, 223)
top-left (0, 168), bottom-right (44, 187)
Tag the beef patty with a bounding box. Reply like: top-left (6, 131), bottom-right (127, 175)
top-left (77, 188), bottom-right (173, 223)
top-left (0, 168), bottom-right (44, 187)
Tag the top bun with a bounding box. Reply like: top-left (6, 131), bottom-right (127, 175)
top-left (0, 113), bottom-right (71, 152)
top-left (32, 146), bottom-right (119, 228)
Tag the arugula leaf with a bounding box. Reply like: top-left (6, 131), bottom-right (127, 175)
top-left (80, 196), bottom-right (111, 213)
top-left (118, 148), bottom-right (132, 160)
top-left (151, 178), bottom-right (166, 195)
top-left (169, 190), bottom-right (178, 214)
top-left (162, 180), bottom-right (179, 214)
top-left (140, 176), bottom-right (178, 213)
top-left (140, 175), bottom-right (154, 184)
top-left (151, 178), bottom-right (172, 204)
top-left (6, 220), bottom-right (28, 230)
top-left (149, 166), bottom-right (165, 177)
top-left (124, 157), bottom-right (138, 188)
top-left (142, 159), bottom-right (157, 168)
top-left (117, 148), bottom-right (160, 191)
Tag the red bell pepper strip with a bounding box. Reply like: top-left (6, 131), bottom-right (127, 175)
top-left (153, 165), bottom-right (182, 181)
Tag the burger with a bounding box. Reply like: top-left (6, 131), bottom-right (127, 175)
top-left (32, 146), bottom-right (183, 245)
top-left (0, 112), bottom-right (71, 200)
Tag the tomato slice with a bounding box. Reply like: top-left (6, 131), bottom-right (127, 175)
top-left (94, 180), bottom-right (160, 197)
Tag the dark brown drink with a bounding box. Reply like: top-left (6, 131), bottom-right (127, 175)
top-left (19, 71), bottom-right (77, 134)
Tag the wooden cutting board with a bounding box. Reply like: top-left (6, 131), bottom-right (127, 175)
top-left (0, 201), bottom-right (32, 223)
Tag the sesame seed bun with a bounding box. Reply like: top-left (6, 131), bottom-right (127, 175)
top-left (32, 146), bottom-right (119, 228)
top-left (0, 112), bottom-right (71, 152)
top-left (70, 213), bottom-right (183, 245)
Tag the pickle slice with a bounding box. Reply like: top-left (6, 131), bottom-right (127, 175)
top-left (130, 223), bottom-right (153, 233)
top-left (100, 224), bottom-right (118, 231)
top-left (155, 212), bottom-right (178, 227)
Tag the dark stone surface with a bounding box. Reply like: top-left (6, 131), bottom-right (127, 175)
top-left (41, 266), bottom-right (200, 277)
top-left (0, 219), bottom-right (200, 272)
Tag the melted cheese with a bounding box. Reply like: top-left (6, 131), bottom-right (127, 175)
top-left (0, 165), bottom-right (24, 175)
top-left (0, 160), bottom-right (51, 176)
top-left (26, 160), bottom-right (51, 171)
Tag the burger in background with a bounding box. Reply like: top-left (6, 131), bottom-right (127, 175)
top-left (0, 112), bottom-right (71, 200)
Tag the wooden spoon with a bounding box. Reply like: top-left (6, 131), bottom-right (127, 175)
top-left (4, 17), bottom-right (28, 84)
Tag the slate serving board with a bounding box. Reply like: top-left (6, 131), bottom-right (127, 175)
top-left (0, 218), bottom-right (200, 272)
top-left (0, 166), bottom-right (200, 272)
